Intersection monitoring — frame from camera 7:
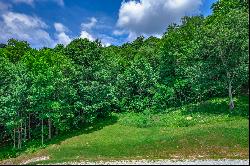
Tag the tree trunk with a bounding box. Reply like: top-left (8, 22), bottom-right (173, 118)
top-left (13, 128), bottom-right (16, 148)
top-left (41, 118), bottom-right (44, 146)
top-left (48, 118), bottom-right (51, 140)
top-left (55, 128), bottom-right (58, 136)
top-left (229, 81), bottom-right (234, 110)
top-left (219, 50), bottom-right (235, 111)
top-left (20, 121), bottom-right (22, 148)
top-left (18, 125), bottom-right (21, 149)
top-left (28, 113), bottom-right (31, 139)
top-left (24, 119), bottom-right (27, 142)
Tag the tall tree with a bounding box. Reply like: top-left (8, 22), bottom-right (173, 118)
top-left (200, 3), bottom-right (249, 110)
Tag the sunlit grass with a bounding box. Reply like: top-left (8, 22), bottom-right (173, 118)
top-left (0, 96), bottom-right (248, 164)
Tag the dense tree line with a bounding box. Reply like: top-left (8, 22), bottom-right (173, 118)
top-left (0, 0), bottom-right (248, 148)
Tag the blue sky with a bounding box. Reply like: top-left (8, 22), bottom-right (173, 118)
top-left (0, 0), bottom-right (217, 48)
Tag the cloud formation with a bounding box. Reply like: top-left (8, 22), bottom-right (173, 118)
top-left (79, 17), bottom-right (117, 47)
top-left (0, 0), bottom-right (71, 48)
top-left (81, 17), bottom-right (97, 30)
top-left (54, 22), bottom-right (68, 33)
top-left (55, 32), bottom-right (71, 45)
top-left (79, 18), bottom-right (96, 42)
top-left (12, 0), bottom-right (64, 7)
top-left (80, 31), bottom-right (95, 41)
top-left (0, 11), bottom-right (54, 48)
top-left (54, 22), bottom-right (71, 45)
top-left (117, 0), bottom-right (202, 40)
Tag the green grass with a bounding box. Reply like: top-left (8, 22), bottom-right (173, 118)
top-left (117, 96), bottom-right (249, 128)
top-left (0, 96), bottom-right (249, 164)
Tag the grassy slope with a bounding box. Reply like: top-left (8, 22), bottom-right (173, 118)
top-left (0, 96), bottom-right (249, 164)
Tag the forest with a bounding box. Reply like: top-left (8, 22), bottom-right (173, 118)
top-left (0, 0), bottom-right (249, 160)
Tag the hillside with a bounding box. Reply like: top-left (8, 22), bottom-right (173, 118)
top-left (1, 96), bottom-right (248, 164)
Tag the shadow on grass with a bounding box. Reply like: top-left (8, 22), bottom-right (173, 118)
top-left (0, 115), bottom-right (118, 161)
top-left (182, 95), bottom-right (249, 118)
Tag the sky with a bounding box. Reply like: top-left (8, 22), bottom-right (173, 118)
top-left (0, 0), bottom-right (217, 48)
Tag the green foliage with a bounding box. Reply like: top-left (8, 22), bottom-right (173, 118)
top-left (1, 39), bottom-right (31, 63)
top-left (64, 38), bottom-right (102, 67)
top-left (200, 8), bottom-right (249, 97)
top-left (114, 57), bottom-right (158, 112)
top-left (211, 0), bottom-right (249, 15)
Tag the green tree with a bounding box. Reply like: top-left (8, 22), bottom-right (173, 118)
top-left (2, 39), bottom-right (31, 63)
top-left (200, 8), bottom-right (249, 110)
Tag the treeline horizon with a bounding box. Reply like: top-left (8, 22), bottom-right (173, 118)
top-left (0, 0), bottom-right (249, 150)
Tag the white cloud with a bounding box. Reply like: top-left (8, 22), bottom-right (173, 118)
top-left (113, 29), bottom-right (126, 36)
top-left (0, 10), bottom-right (113, 48)
top-left (12, 0), bottom-right (64, 7)
top-left (79, 30), bottom-right (117, 47)
top-left (55, 32), bottom-right (71, 45)
top-left (117, 0), bottom-right (202, 40)
top-left (80, 31), bottom-right (95, 41)
top-left (54, 22), bottom-right (68, 33)
top-left (81, 17), bottom-right (97, 30)
top-left (103, 43), bottom-right (111, 47)
top-left (79, 18), bottom-right (96, 42)
top-left (97, 34), bottom-right (117, 47)
top-left (79, 17), bottom-right (116, 46)
top-left (0, 3), bottom-right (72, 48)
top-left (54, 22), bottom-right (71, 45)
top-left (3, 12), bottom-right (47, 28)
top-left (0, 11), bottom-right (54, 48)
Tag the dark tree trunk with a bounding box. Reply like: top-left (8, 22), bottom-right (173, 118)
top-left (28, 113), bottom-right (31, 139)
top-left (41, 118), bottom-right (44, 146)
top-left (48, 118), bottom-right (51, 140)
top-left (24, 119), bottom-right (27, 142)
top-left (18, 125), bottom-right (21, 149)
top-left (55, 128), bottom-right (58, 136)
top-left (13, 128), bottom-right (16, 148)
top-left (20, 121), bottom-right (22, 148)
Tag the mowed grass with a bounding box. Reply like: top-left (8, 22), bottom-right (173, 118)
top-left (0, 96), bottom-right (249, 164)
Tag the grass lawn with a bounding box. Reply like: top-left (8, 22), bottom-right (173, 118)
top-left (0, 96), bottom-right (249, 164)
